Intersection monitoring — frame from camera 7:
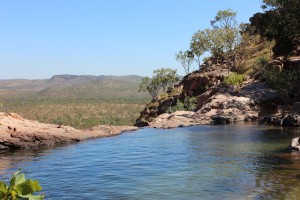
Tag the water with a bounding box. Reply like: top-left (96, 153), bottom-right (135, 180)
top-left (1, 124), bottom-right (300, 199)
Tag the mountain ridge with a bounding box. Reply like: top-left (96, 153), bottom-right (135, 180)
top-left (0, 74), bottom-right (144, 92)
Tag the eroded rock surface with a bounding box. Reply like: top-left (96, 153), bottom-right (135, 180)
top-left (0, 112), bottom-right (138, 150)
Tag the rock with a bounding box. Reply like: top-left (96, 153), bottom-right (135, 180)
top-left (149, 111), bottom-right (210, 129)
top-left (211, 115), bottom-right (231, 125)
top-left (0, 144), bottom-right (9, 150)
top-left (134, 121), bottom-right (149, 127)
top-left (282, 115), bottom-right (300, 127)
top-left (181, 69), bottom-right (226, 97)
top-left (259, 116), bottom-right (282, 126)
top-left (0, 112), bottom-right (138, 150)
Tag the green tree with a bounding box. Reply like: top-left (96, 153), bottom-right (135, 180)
top-left (175, 50), bottom-right (194, 74)
top-left (203, 28), bottom-right (227, 63)
top-left (190, 30), bottom-right (208, 69)
top-left (139, 68), bottom-right (178, 98)
top-left (153, 68), bottom-right (179, 92)
top-left (138, 76), bottom-right (160, 98)
top-left (210, 9), bottom-right (238, 29)
top-left (252, 0), bottom-right (300, 56)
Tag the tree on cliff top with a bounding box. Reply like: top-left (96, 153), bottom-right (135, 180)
top-left (210, 9), bottom-right (237, 29)
top-left (175, 51), bottom-right (194, 74)
top-left (190, 30), bottom-right (208, 69)
top-left (251, 0), bottom-right (300, 56)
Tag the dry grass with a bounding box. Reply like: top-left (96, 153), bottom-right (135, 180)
top-left (1, 100), bottom-right (145, 129)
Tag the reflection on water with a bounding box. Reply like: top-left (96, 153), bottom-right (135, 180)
top-left (0, 124), bottom-right (300, 199)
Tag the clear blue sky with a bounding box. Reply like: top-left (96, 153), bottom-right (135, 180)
top-left (0, 0), bottom-right (263, 79)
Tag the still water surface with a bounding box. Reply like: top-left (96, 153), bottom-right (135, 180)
top-left (1, 124), bottom-right (300, 199)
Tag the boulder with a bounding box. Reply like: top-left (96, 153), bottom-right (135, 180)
top-left (282, 115), bottom-right (300, 127)
top-left (134, 121), bottom-right (149, 127)
top-left (211, 115), bottom-right (231, 125)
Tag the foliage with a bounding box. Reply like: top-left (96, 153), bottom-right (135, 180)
top-left (1, 99), bottom-right (146, 129)
top-left (253, 0), bottom-right (300, 56)
top-left (210, 9), bottom-right (238, 29)
top-left (175, 51), bottom-right (194, 74)
top-left (167, 96), bottom-right (197, 113)
top-left (0, 170), bottom-right (43, 200)
top-left (262, 67), bottom-right (298, 104)
top-left (139, 76), bottom-right (160, 98)
top-left (223, 73), bottom-right (245, 86)
top-left (190, 30), bottom-right (207, 69)
top-left (153, 68), bottom-right (179, 92)
top-left (139, 68), bottom-right (178, 98)
top-left (202, 28), bottom-right (227, 63)
top-left (255, 55), bottom-right (270, 69)
top-left (188, 9), bottom-right (244, 70)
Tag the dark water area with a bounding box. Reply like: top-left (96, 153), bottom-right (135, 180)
top-left (1, 124), bottom-right (300, 199)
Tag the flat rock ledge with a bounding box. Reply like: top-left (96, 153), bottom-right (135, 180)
top-left (0, 112), bottom-right (138, 150)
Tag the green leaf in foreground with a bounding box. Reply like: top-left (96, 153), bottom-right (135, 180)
top-left (0, 170), bottom-right (44, 200)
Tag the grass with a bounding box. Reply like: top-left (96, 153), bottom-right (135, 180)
top-left (1, 99), bottom-right (146, 129)
top-left (0, 75), bottom-right (151, 129)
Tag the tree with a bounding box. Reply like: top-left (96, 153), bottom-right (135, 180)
top-left (138, 76), bottom-right (160, 98)
top-left (153, 68), bottom-right (179, 92)
top-left (139, 68), bottom-right (179, 98)
top-left (251, 0), bottom-right (300, 56)
top-left (203, 28), bottom-right (227, 63)
top-left (210, 9), bottom-right (238, 29)
top-left (190, 30), bottom-right (208, 69)
top-left (175, 50), bottom-right (194, 74)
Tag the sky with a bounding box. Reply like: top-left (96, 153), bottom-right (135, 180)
top-left (0, 0), bottom-right (263, 79)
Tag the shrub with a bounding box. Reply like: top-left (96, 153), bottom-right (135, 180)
top-left (223, 73), bottom-right (245, 86)
top-left (256, 55), bottom-right (270, 68)
top-left (167, 96), bottom-right (198, 113)
top-left (0, 170), bottom-right (43, 200)
top-left (262, 67), bottom-right (297, 104)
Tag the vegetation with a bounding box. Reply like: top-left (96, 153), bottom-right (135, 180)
top-left (190, 31), bottom-right (207, 69)
top-left (223, 73), bottom-right (245, 86)
top-left (262, 66), bottom-right (298, 104)
top-left (139, 68), bottom-right (179, 98)
top-left (254, 0), bottom-right (300, 56)
top-left (1, 99), bottom-right (145, 129)
top-left (0, 76), bottom-right (150, 128)
top-left (175, 50), bottom-right (194, 74)
top-left (167, 96), bottom-right (197, 113)
top-left (180, 9), bottom-right (260, 74)
top-left (0, 170), bottom-right (43, 200)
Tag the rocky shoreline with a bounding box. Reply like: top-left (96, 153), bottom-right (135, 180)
top-left (135, 54), bottom-right (300, 129)
top-left (0, 112), bottom-right (138, 150)
top-left (148, 80), bottom-right (300, 129)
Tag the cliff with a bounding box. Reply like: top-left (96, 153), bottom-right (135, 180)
top-left (135, 58), bottom-right (300, 128)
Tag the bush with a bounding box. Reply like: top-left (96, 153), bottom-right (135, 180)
top-left (256, 55), bottom-right (270, 68)
top-left (0, 170), bottom-right (43, 200)
top-left (223, 73), bottom-right (245, 86)
top-left (167, 97), bottom-right (198, 113)
top-left (262, 67), bottom-right (297, 104)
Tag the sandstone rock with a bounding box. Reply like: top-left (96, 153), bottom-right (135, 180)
top-left (0, 112), bottom-right (138, 150)
top-left (149, 111), bottom-right (210, 129)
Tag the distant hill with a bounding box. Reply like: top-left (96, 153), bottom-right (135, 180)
top-left (0, 75), bottom-right (150, 102)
